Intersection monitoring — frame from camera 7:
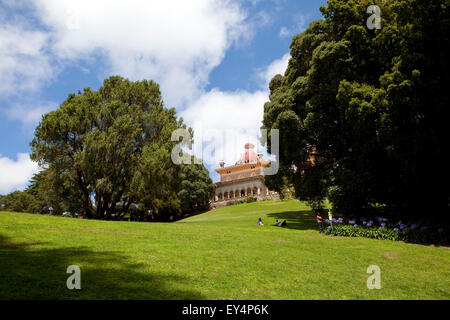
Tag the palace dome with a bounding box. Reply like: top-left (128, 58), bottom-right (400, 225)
top-left (244, 142), bottom-right (255, 149)
top-left (236, 142), bottom-right (258, 164)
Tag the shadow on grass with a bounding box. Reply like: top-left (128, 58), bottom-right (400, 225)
top-left (267, 210), bottom-right (319, 231)
top-left (0, 234), bottom-right (205, 300)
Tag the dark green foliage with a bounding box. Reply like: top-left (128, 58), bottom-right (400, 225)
top-left (325, 225), bottom-right (450, 246)
top-left (325, 225), bottom-right (405, 241)
top-left (178, 160), bottom-right (216, 214)
top-left (0, 191), bottom-right (37, 213)
top-left (26, 169), bottom-right (83, 215)
top-left (0, 170), bottom-right (82, 215)
top-left (263, 0), bottom-right (450, 218)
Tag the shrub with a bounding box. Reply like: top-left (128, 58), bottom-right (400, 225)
top-left (324, 217), bottom-right (449, 245)
top-left (244, 196), bottom-right (257, 203)
top-left (325, 225), bottom-right (404, 241)
top-left (225, 197), bottom-right (258, 206)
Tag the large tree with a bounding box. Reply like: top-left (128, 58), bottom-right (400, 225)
top-left (30, 76), bottom-right (212, 220)
top-left (177, 159), bottom-right (216, 214)
top-left (263, 0), bottom-right (449, 218)
top-left (26, 169), bottom-right (83, 215)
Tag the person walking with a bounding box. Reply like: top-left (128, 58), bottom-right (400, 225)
top-left (316, 213), bottom-right (324, 233)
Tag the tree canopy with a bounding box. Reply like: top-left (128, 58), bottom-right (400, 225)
top-left (178, 160), bottom-right (216, 214)
top-left (263, 0), bottom-right (449, 218)
top-left (0, 190), bottom-right (36, 213)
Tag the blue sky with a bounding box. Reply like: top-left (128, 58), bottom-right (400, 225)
top-left (0, 0), bottom-right (326, 193)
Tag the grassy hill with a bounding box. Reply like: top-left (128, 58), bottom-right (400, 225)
top-left (0, 200), bottom-right (449, 299)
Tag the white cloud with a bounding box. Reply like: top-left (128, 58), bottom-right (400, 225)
top-left (0, 23), bottom-right (55, 95)
top-left (279, 26), bottom-right (290, 38)
top-left (182, 89), bottom-right (267, 131)
top-left (279, 12), bottom-right (309, 39)
top-left (0, 2), bottom-right (291, 183)
top-left (180, 88), bottom-right (268, 178)
top-left (0, 0), bottom-right (255, 129)
top-left (29, 0), bottom-right (250, 108)
top-left (180, 52), bottom-right (290, 180)
top-left (0, 153), bottom-right (40, 194)
top-left (259, 52), bottom-right (290, 86)
top-left (0, 0), bottom-right (251, 116)
top-left (2, 102), bottom-right (56, 126)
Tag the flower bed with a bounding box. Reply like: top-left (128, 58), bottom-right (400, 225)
top-left (323, 216), bottom-right (449, 245)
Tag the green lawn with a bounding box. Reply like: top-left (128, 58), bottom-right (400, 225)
top-left (0, 200), bottom-right (449, 299)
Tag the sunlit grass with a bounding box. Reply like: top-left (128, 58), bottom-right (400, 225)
top-left (1, 200), bottom-right (449, 299)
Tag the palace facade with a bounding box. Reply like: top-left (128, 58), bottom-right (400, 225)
top-left (211, 142), bottom-right (278, 207)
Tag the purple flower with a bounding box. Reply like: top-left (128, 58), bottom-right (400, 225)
top-left (380, 222), bottom-right (386, 228)
top-left (410, 224), bottom-right (418, 230)
top-left (353, 224), bottom-right (358, 227)
top-left (349, 220), bottom-right (356, 225)
top-left (437, 228), bottom-right (444, 233)
top-left (327, 226), bottom-right (332, 229)
top-left (367, 221), bottom-right (373, 227)
top-left (362, 221), bottom-right (367, 225)
top-left (393, 228), bottom-right (399, 232)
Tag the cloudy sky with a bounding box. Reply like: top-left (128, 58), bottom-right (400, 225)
top-left (0, 0), bottom-right (325, 193)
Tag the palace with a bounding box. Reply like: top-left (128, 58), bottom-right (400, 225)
top-left (212, 142), bottom-right (278, 207)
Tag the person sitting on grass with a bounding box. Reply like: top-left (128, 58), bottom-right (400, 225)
top-left (274, 220), bottom-right (287, 227)
top-left (257, 217), bottom-right (264, 226)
